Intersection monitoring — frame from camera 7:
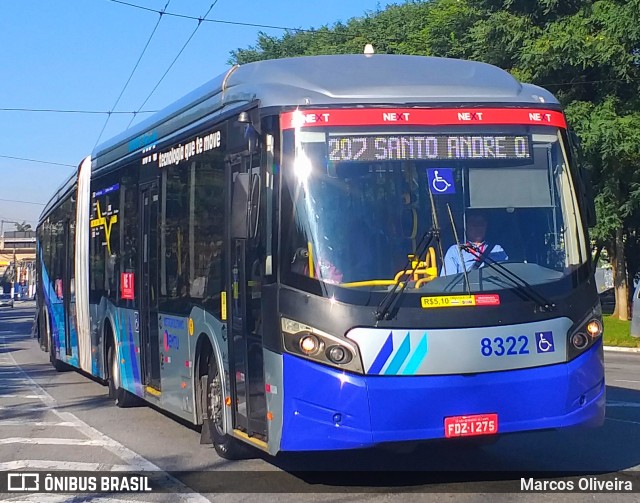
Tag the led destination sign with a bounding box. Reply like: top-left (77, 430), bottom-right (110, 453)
top-left (328, 134), bottom-right (531, 162)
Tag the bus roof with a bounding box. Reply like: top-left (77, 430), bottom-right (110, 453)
top-left (92, 54), bottom-right (559, 170)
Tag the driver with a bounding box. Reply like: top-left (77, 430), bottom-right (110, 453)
top-left (440, 212), bottom-right (508, 275)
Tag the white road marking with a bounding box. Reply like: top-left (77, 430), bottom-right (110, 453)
top-left (606, 400), bottom-right (640, 408)
top-left (0, 460), bottom-right (131, 471)
top-left (0, 406), bottom-right (54, 412)
top-left (0, 337), bottom-right (210, 503)
top-left (0, 437), bottom-right (115, 446)
top-left (1, 497), bottom-right (158, 503)
top-left (607, 417), bottom-right (640, 426)
top-left (613, 379), bottom-right (640, 383)
top-left (0, 420), bottom-right (76, 427)
top-left (0, 394), bottom-right (49, 399)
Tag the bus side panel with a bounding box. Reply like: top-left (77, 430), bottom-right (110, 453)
top-left (39, 255), bottom-right (60, 355)
top-left (263, 349), bottom-right (284, 455)
top-left (89, 300), bottom-right (108, 379)
top-left (40, 254), bottom-right (80, 368)
top-left (158, 312), bottom-right (192, 422)
top-left (111, 304), bottom-right (144, 398)
top-left (64, 308), bottom-right (80, 369)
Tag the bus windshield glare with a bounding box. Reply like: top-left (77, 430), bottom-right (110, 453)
top-left (283, 126), bottom-right (587, 294)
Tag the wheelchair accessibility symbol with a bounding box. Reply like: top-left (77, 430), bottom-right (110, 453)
top-left (427, 168), bottom-right (455, 194)
top-left (535, 331), bottom-right (555, 353)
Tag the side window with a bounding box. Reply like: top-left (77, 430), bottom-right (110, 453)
top-left (159, 151), bottom-right (225, 312)
top-left (89, 179), bottom-right (120, 301)
top-left (160, 166), bottom-right (190, 299)
top-left (119, 170), bottom-right (138, 306)
top-left (193, 154), bottom-right (225, 310)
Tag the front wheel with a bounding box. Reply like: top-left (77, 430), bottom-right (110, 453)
top-left (205, 357), bottom-right (249, 460)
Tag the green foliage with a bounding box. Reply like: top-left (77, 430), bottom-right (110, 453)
top-left (14, 221), bottom-right (32, 232)
top-left (603, 315), bottom-right (640, 348)
top-left (230, 0), bottom-right (640, 299)
top-left (229, 2), bottom-right (433, 64)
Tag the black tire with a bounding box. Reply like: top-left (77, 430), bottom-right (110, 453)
top-left (205, 356), bottom-right (249, 460)
top-left (50, 351), bottom-right (69, 372)
top-left (107, 344), bottom-right (137, 408)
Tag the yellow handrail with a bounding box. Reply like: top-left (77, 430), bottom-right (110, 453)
top-left (392, 247), bottom-right (439, 286)
top-left (340, 279), bottom-right (398, 288)
top-left (336, 247), bottom-right (440, 289)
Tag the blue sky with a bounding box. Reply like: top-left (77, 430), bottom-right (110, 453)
top-left (0, 0), bottom-right (395, 229)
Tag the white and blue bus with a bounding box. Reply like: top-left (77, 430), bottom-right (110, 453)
top-left (36, 54), bottom-right (604, 459)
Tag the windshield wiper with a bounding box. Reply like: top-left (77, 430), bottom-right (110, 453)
top-left (459, 244), bottom-right (556, 312)
top-left (375, 227), bottom-right (440, 322)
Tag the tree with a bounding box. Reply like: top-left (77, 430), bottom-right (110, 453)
top-left (451, 0), bottom-right (640, 320)
top-left (14, 221), bottom-right (32, 232)
top-left (229, 0), bottom-right (640, 318)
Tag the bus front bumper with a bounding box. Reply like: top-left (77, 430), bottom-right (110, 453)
top-left (279, 340), bottom-right (605, 452)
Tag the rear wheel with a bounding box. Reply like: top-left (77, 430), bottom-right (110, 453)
top-left (205, 356), bottom-right (249, 460)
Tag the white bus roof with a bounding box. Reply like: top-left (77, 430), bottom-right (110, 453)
top-left (92, 54), bottom-right (559, 170)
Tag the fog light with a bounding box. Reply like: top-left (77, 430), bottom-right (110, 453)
top-left (571, 332), bottom-right (589, 349)
top-left (586, 319), bottom-right (603, 338)
top-left (300, 334), bottom-right (320, 355)
top-left (327, 345), bottom-right (351, 364)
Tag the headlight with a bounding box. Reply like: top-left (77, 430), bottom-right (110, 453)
top-left (281, 317), bottom-right (364, 373)
top-left (567, 305), bottom-right (603, 359)
top-left (586, 319), bottom-right (603, 338)
top-left (299, 334), bottom-right (322, 355)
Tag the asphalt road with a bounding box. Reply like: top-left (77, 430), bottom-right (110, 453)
top-left (0, 302), bottom-right (639, 502)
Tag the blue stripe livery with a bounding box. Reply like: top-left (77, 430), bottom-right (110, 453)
top-left (384, 333), bottom-right (411, 375)
top-left (368, 332), bottom-right (393, 374)
top-left (368, 332), bottom-right (429, 375)
top-left (402, 335), bottom-right (428, 375)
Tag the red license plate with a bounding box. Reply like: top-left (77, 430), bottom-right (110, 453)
top-left (444, 413), bottom-right (498, 438)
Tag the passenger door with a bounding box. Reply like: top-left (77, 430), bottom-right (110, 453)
top-left (227, 150), bottom-right (268, 440)
top-left (139, 182), bottom-right (161, 391)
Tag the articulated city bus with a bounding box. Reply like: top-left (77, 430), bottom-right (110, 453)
top-left (35, 54), bottom-right (604, 459)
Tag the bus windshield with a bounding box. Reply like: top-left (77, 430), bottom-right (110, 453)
top-left (282, 126), bottom-right (587, 295)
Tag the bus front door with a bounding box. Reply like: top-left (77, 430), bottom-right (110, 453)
top-left (228, 152), bottom-right (268, 442)
top-left (139, 183), bottom-right (161, 392)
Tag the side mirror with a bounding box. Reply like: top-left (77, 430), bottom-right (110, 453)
top-left (231, 173), bottom-right (250, 239)
top-left (248, 174), bottom-right (261, 239)
top-left (569, 130), bottom-right (597, 228)
top-left (245, 125), bottom-right (259, 152)
top-left (231, 172), bottom-right (261, 239)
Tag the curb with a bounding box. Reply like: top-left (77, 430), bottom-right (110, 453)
top-left (603, 346), bottom-right (640, 353)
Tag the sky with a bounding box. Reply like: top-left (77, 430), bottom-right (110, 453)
top-left (0, 0), bottom-right (395, 230)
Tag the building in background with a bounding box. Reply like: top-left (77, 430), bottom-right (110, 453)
top-left (0, 230), bottom-right (36, 299)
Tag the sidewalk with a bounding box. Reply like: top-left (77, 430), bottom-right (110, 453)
top-left (603, 345), bottom-right (640, 353)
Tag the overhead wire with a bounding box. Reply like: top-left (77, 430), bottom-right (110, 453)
top-left (94, 0), bottom-right (172, 148)
top-left (126, 1), bottom-right (219, 129)
top-left (0, 198), bottom-right (46, 206)
top-left (0, 107), bottom-right (156, 115)
top-left (0, 155), bottom-right (75, 168)
top-left (109, 0), bottom-right (315, 32)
